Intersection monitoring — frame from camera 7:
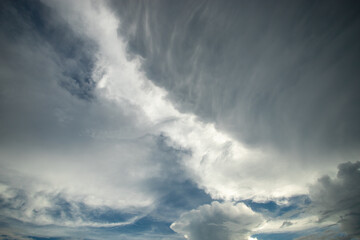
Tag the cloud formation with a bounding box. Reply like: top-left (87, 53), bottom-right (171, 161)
top-left (0, 0), bottom-right (177, 234)
top-left (43, 0), bottom-right (318, 204)
top-left (309, 161), bottom-right (360, 238)
top-left (110, 0), bottom-right (360, 155)
top-left (171, 201), bottom-right (264, 240)
top-left (1, 0), bottom-right (360, 239)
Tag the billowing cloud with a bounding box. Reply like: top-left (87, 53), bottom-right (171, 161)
top-left (308, 161), bottom-right (360, 238)
top-left (171, 201), bottom-right (264, 240)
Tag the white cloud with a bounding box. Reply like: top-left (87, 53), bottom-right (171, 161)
top-left (170, 201), bottom-right (264, 240)
top-left (169, 199), bottom-right (338, 240)
top-left (48, 0), bottom-right (327, 202)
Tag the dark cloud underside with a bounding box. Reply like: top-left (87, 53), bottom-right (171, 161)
top-left (309, 161), bottom-right (360, 238)
top-left (110, 0), bottom-right (360, 154)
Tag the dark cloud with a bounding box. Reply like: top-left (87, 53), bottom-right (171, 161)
top-left (0, 0), bottom-right (98, 100)
top-left (145, 135), bottom-right (212, 220)
top-left (110, 0), bottom-right (360, 156)
top-left (295, 228), bottom-right (352, 240)
top-left (0, 0), bottom-right (112, 148)
top-left (281, 221), bottom-right (293, 228)
top-left (309, 161), bottom-right (360, 239)
top-left (0, 3), bottom-right (143, 149)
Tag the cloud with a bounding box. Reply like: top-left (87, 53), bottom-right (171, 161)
top-left (0, 183), bottom-right (141, 228)
top-left (0, 0), bottom-right (169, 231)
top-left (110, 0), bottom-right (360, 154)
top-left (0, 0), bottom-right (98, 101)
top-left (0, 1), bottom-right (214, 238)
top-left (108, 0), bottom-right (360, 198)
top-left (308, 161), bottom-right (360, 238)
top-left (1, 0), bottom-right (360, 239)
top-left (295, 226), bottom-right (352, 240)
top-left (44, 0), bottom-right (319, 203)
top-left (171, 201), bottom-right (264, 240)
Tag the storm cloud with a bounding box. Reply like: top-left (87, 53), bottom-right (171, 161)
top-left (110, 0), bottom-right (360, 155)
top-left (309, 161), bottom-right (360, 238)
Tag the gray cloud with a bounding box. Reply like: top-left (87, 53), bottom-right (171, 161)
top-left (0, 3), bottom-right (213, 238)
top-left (296, 228), bottom-right (352, 240)
top-left (171, 201), bottom-right (264, 240)
top-left (1, 0), bottom-right (99, 101)
top-left (0, 0), bottom-right (169, 154)
top-left (1, 0), bottom-right (360, 239)
top-left (0, 0), bottom-right (177, 235)
top-left (110, 0), bottom-right (360, 157)
top-left (309, 161), bottom-right (360, 239)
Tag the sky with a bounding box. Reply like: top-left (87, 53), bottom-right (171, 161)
top-left (0, 0), bottom-right (359, 239)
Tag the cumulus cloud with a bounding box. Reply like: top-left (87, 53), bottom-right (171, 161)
top-left (309, 161), bottom-right (360, 238)
top-left (171, 201), bottom-right (264, 240)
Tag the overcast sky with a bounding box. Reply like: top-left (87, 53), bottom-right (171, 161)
top-left (0, 0), bottom-right (359, 239)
